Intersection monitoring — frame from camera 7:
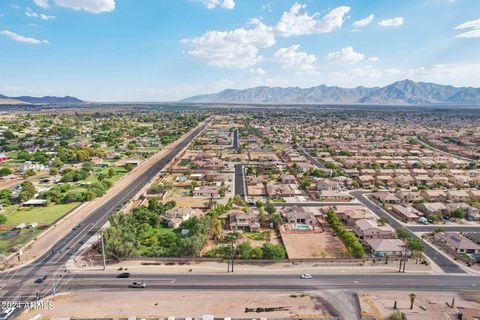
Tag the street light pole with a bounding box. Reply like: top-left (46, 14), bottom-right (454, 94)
top-left (100, 232), bottom-right (106, 271)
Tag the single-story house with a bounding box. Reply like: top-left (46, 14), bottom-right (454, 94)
top-left (437, 233), bottom-right (480, 254)
top-left (365, 238), bottom-right (405, 256)
top-left (353, 219), bottom-right (395, 240)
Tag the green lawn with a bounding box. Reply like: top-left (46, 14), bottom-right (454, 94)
top-left (2, 202), bottom-right (81, 226)
top-left (245, 232), bottom-right (265, 241)
top-left (0, 228), bottom-right (42, 255)
top-left (85, 166), bottom-right (128, 184)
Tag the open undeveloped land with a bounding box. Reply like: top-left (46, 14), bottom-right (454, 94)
top-left (19, 290), bottom-right (337, 319)
top-left (359, 291), bottom-right (480, 320)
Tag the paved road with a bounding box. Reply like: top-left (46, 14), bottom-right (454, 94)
top-left (416, 136), bottom-right (476, 162)
top-left (272, 202), bottom-right (364, 207)
top-left (3, 273), bottom-right (480, 300)
top-left (232, 128), bottom-right (239, 150)
top-left (234, 164), bottom-right (246, 199)
top-left (0, 121), bottom-right (210, 318)
top-left (303, 149), bottom-right (326, 169)
top-left (351, 191), bottom-right (465, 274)
top-left (409, 225), bottom-right (480, 233)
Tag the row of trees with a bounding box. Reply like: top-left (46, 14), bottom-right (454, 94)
top-left (205, 241), bottom-right (286, 260)
top-left (326, 210), bottom-right (365, 258)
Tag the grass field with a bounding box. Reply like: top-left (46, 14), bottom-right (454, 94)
top-left (0, 228), bottom-right (42, 255)
top-left (2, 202), bottom-right (81, 226)
top-left (84, 166), bottom-right (128, 184)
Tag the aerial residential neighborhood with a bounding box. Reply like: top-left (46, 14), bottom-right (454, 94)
top-left (2, 0), bottom-right (480, 319)
top-left (1, 106), bottom-right (480, 320)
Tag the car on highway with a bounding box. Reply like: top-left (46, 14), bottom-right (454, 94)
top-left (300, 273), bottom-right (312, 279)
top-left (117, 272), bottom-right (131, 278)
top-left (72, 223), bottom-right (83, 231)
top-left (129, 281), bottom-right (146, 288)
top-left (0, 307), bottom-right (17, 320)
top-left (34, 275), bottom-right (48, 283)
top-left (79, 239), bottom-right (86, 245)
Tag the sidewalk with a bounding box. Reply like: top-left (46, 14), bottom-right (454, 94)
top-left (69, 258), bottom-right (436, 275)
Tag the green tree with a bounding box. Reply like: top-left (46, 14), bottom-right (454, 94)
top-left (389, 311), bottom-right (403, 320)
top-left (261, 243), bottom-right (286, 260)
top-left (19, 181), bottom-right (36, 203)
top-left (237, 241), bottom-right (253, 260)
top-left (0, 215), bottom-right (7, 225)
top-left (450, 209), bottom-right (465, 220)
top-left (396, 228), bottom-right (411, 240)
top-left (265, 202), bottom-right (276, 215)
top-left (409, 293), bottom-right (416, 310)
top-left (3, 130), bottom-right (15, 139)
top-left (0, 168), bottom-right (12, 177)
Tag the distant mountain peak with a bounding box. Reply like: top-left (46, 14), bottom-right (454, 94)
top-left (181, 80), bottom-right (480, 105)
top-left (0, 94), bottom-right (84, 105)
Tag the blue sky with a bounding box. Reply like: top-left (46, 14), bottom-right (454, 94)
top-left (0, 0), bottom-right (479, 101)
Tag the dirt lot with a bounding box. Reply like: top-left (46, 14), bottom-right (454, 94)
top-left (359, 291), bottom-right (480, 320)
top-left (19, 291), bottom-right (335, 319)
top-left (280, 225), bottom-right (347, 259)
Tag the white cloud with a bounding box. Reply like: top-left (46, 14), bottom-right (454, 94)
top-left (33, 0), bottom-right (50, 8)
top-left (272, 44), bottom-right (318, 74)
top-left (378, 17), bottom-right (404, 27)
top-left (276, 3), bottom-right (350, 36)
top-left (454, 18), bottom-right (480, 38)
top-left (201, 0), bottom-right (235, 10)
top-left (25, 8), bottom-right (55, 20)
top-left (368, 56), bottom-right (379, 62)
top-left (327, 46), bottom-right (365, 64)
top-left (183, 3), bottom-right (349, 69)
top-left (53, 0), bottom-right (115, 13)
top-left (182, 19), bottom-right (275, 68)
top-left (250, 67), bottom-right (266, 75)
top-left (353, 14), bottom-right (374, 28)
top-left (0, 30), bottom-right (48, 44)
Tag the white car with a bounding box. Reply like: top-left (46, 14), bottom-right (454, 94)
top-left (129, 281), bottom-right (146, 288)
top-left (0, 307), bottom-right (17, 320)
top-left (300, 273), bottom-right (312, 279)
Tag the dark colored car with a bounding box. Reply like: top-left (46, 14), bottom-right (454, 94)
top-left (34, 276), bottom-right (47, 284)
top-left (117, 272), bottom-right (131, 278)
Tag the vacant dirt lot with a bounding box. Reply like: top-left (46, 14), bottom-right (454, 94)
top-left (359, 291), bottom-right (480, 320)
top-left (280, 226), bottom-right (347, 259)
top-left (19, 291), bottom-right (335, 319)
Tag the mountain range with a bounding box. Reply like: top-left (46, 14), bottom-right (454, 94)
top-left (0, 94), bottom-right (84, 105)
top-left (181, 80), bottom-right (480, 105)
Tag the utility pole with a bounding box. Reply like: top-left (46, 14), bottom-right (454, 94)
top-left (231, 238), bottom-right (234, 273)
top-left (100, 232), bottom-right (106, 271)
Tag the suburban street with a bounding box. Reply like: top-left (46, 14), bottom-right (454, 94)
top-left (351, 191), bottom-right (465, 274)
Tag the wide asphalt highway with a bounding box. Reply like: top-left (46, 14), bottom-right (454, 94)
top-left (3, 273), bottom-right (480, 300)
top-left (0, 120), bottom-right (210, 315)
top-left (351, 191), bottom-right (465, 274)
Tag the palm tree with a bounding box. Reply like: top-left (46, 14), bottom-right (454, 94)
top-left (409, 293), bottom-right (416, 310)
